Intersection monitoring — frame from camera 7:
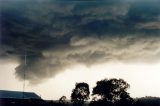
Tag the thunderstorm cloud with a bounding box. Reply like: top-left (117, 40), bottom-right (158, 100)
top-left (0, 0), bottom-right (160, 83)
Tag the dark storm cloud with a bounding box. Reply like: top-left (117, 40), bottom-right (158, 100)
top-left (0, 0), bottom-right (160, 83)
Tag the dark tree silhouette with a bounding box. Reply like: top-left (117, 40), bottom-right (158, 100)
top-left (116, 91), bottom-right (134, 106)
top-left (91, 78), bottom-right (134, 106)
top-left (71, 82), bottom-right (90, 105)
top-left (59, 96), bottom-right (67, 104)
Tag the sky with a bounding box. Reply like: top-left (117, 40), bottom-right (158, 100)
top-left (0, 0), bottom-right (160, 100)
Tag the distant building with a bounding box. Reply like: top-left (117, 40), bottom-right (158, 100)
top-left (0, 90), bottom-right (41, 99)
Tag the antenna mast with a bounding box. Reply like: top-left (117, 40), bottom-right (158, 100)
top-left (22, 52), bottom-right (27, 99)
top-left (19, 52), bottom-right (37, 99)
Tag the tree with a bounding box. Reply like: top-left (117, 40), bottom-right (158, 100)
top-left (71, 82), bottom-right (90, 105)
top-left (91, 78), bottom-right (134, 106)
top-left (59, 96), bottom-right (67, 104)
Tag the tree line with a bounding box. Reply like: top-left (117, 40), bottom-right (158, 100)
top-left (59, 78), bottom-right (134, 106)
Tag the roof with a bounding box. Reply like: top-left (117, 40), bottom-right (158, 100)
top-left (0, 90), bottom-right (41, 99)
